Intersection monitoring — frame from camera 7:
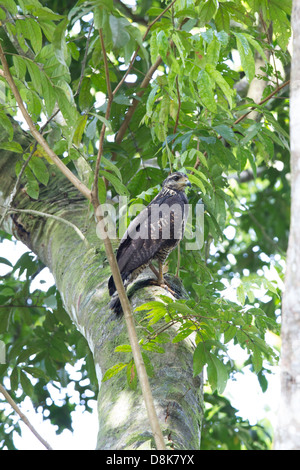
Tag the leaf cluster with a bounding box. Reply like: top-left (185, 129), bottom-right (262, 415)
top-left (0, 253), bottom-right (97, 450)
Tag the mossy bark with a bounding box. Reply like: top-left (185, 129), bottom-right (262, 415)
top-left (0, 138), bottom-right (203, 450)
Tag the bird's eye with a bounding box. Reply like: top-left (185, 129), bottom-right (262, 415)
top-left (173, 175), bottom-right (180, 181)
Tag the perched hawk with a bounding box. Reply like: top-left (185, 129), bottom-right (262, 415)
top-left (108, 172), bottom-right (191, 313)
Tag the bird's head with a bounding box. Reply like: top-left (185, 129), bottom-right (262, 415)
top-left (163, 172), bottom-right (191, 191)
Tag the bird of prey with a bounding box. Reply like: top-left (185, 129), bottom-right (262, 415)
top-left (108, 172), bottom-right (191, 313)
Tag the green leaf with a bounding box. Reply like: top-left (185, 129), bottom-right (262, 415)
top-left (263, 279), bottom-right (279, 296)
top-left (12, 55), bottom-right (27, 79)
top-left (101, 155), bottom-right (122, 180)
top-left (0, 257), bottom-right (13, 267)
top-left (109, 15), bottom-right (130, 48)
top-left (234, 32), bottom-right (255, 82)
top-left (269, 3), bottom-right (291, 50)
top-left (126, 360), bottom-right (137, 389)
top-left (32, 7), bottom-right (65, 21)
top-left (199, 0), bottom-right (218, 25)
top-left (237, 283), bottom-right (245, 306)
top-left (206, 37), bottom-right (221, 66)
top-left (135, 300), bottom-right (167, 325)
top-left (141, 342), bottom-right (165, 353)
top-left (28, 156), bottom-right (49, 186)
top-left (188, 173), bottom-right (206, 194)
top-left (0, 142), bottom-right (23, 153)
top-left (150, 31), bottom-right (159, 65)
top-left (240, 122), bottom-right (262, 146)
top-left (115, 344), bottom-right (132, 353)
top-left (172, 328), bottom-right (195, 343)
top-left (209, 354), bottom-right (228, 394)
top-left (0, 0), bottom-right (18, 15)
top-left (224, 325), bottom-right (237, 344)
top-left (10, 366), bottom-right (19, 392)
top-left (156, 30), bottom-right (170, 63)
top-left (146, 84), bottom-right (159, 117)
top-left (172, 32), bottom-right (186, 67)
top-left (98, 177), bottom-right (107, 204)
top-left (73, 115), bottom-right (88, 147)
top-left (142, 352), bottom-right (155, 378)
top-left (0, 111), bottom-right (14, 140)
top-left (215, 4), bottom-right (230, 32)
top-left (102, 362), bottom-right (127, 381)
top-left (16, 18), bottom-right (42, 54)
top-left (20, 370), bottom-right (34, 395)
top-left (252, 345), bottom-right (263, 373)
top-left (193, 342), bottom-right (207, 376)
top-left (98, 170), bottom-right (129, 196)
top-left (24, 167), bottom-right (39, 199)
top-left (89, 113), bottom-right (112, 132)
top-left (53, 17), bottom-right (69, 66)
top-left (212, 124), bottom-right (237, 144)
top-left (205, 64), bottom-right (234, 108)
top-left (197, 69), bottom-right (217, 113)
top-left (243, 33), bottom-right (268, 62)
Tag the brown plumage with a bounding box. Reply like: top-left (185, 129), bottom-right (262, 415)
top-left (108, 172), bottom-right (191, 313)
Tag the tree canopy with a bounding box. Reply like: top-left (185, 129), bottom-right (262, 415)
top-left (0, 0), bottom-right (291, 450)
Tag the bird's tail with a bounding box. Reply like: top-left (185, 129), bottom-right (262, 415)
top-left (108, 271), bottom-right (129, 315)
top-left (108, 271), bottom-right (129, 296)
top-left (109, 295), bottom-right (122, 315)
top-left (108, 274), bottom-right (116, 296)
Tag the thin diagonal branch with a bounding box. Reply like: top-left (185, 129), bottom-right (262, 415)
top-left (6, 208), bottom-right (89, 247)
top-left (0, 383), bottom-right (53, 450)
top-left (194, 79), bottom-right (290, 169)
top-left (92, 28), bottom-right (113, 202)
top-left (74, 20), bottom-right (94, 97)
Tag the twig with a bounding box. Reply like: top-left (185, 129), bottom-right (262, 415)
top-left (6, 208), bottom-right (89, 247)
top-left (0, 383), bottom-right (53, 450)
top-left (175, 243), bottom-right (181, 277)
top-left (0, 46), bottom-right (91, 201)
top-left (172, 75), bottom-right (181, 151)
top-left (74, 21), bottom-right (94, 97)
top-left (115, 55), bottom-right (163, 146)
top-left (92, 28), bottom-right (113, 201)
top-left (194, 79), bottom-right (290, 169)
top-left (232, 79), bottom-right (290, 126)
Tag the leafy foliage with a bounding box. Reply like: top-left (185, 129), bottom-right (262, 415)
top-left (0, 248), bottom-right (97, 449)
top-left (0, 0), bottom-right (291, 450)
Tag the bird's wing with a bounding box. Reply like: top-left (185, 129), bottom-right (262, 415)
top-left (116, 192), bottom-right (187, 275)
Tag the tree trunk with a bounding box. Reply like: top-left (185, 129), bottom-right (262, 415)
top-left (274, 1), bottom-right (300, 450)
top-left (0, 131), bottom-right (203, 450)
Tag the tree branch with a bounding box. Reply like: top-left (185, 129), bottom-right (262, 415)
top-left (233, 79), bottom-right (290, 126)
top-left (194, 79), bottom-right (290, 169)
top-left (92, 28), bottom-right (113, 202)
top-left (0, 383), bottom-right (53, 450)
top-left (6, 208), bottom-right (89, 247)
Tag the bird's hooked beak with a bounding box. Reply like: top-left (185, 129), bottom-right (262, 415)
top-left (185, 176), bottom-right (191, 188)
